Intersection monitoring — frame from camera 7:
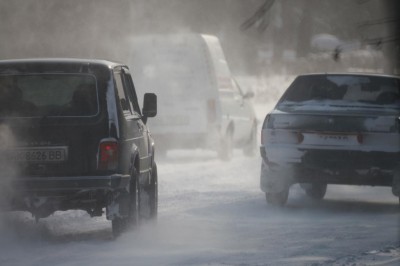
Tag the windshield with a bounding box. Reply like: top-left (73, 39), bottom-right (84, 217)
top-left (0, 74), bottom-right (98, 118)
top-left (131, 35), bottom-right (212, 100)
top-left (280, 75), bottom-right (400, 108)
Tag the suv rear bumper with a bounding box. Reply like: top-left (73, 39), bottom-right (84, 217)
top-left (8, 174), bottom-right (131, 193)
top-left (1, 175), bottom-right (131, 218)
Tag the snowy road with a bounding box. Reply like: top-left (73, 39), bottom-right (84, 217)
top-left (0, 148), bottom-right (399, 266)
top-left (0, 102), bottom-right (399, 266)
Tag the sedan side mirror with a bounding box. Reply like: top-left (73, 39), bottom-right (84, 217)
top-left (142, 93), bottom-right (157, 123)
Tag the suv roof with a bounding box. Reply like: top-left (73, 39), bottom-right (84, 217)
top-left (0, 58), bottom-right (126, 72)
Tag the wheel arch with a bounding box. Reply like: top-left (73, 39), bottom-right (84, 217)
top-left (129, 144), bottom-right (140, 178)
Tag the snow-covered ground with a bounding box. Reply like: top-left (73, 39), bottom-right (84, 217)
top-left (0, 148), bottom-right (398, 266)
top-left (0, 79), bottom-right (399, 265)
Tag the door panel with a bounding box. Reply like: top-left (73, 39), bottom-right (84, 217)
top-left (116, 67), bottom-right (151, 175)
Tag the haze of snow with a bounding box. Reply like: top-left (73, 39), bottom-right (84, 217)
top-left (0, 76), bottom-right (398, 266)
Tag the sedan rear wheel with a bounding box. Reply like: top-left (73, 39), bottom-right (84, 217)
top-left (265, 189), bottom-right (289, 206)
top-left (304, 183), bottom-right (327, 200)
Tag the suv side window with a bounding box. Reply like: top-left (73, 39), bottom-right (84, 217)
top-left (121, 68), bottom-right (141, 115)
top-left (114, 69), bottom-right (131, 113)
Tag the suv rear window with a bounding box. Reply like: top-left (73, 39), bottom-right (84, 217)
top-left (0, 74), bottom-right (98, 118)
top-left (280, 75), bottom-right (400, 107)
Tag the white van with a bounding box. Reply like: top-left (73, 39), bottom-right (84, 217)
top-left (129, 34), bottom-right (256, 159)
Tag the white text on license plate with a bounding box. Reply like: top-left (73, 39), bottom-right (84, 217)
top-left (8, 147), bottom-right (67, 162)
top-left (303, 133), bottom-right (359, 146)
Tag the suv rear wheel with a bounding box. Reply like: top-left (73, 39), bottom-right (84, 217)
top-left (139, 163), bottom-right (158, 221)
top-left (112, 168), bottom-right (139, 237)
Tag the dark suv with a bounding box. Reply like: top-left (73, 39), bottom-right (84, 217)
top-left (0, 59), bottom-right (157, 236)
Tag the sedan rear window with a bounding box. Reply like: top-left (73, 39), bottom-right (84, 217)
top-left (0, 74), bottom-right (98, 117)
top-left (280, 75), bottom-right (400, 106)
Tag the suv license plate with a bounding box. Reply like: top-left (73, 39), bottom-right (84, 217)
top-left (8, 147), bottom-right (68, 162)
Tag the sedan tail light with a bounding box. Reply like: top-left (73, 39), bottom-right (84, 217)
top-left (98, 138), bottom-right (118, 171)
top-left (261, 114), bottom-right (272, 145)
top-left (262, 114), bottom-right (272, 129)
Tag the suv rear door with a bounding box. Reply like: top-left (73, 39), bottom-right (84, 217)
top-left (0, 73), bottom-right (107, 177)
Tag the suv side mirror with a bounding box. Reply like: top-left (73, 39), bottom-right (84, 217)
top-left (142, 93), bottom-right (157, 119)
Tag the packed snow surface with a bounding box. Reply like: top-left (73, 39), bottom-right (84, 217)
top-left (0, 84), bottom-right (399, 265)
top-left (1, 149), bottom-right (399, 266)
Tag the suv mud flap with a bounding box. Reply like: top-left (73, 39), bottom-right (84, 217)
top-left (106, 189), bottom-right (129, 220)
top-left (105, 175), bottom-right (132, 220)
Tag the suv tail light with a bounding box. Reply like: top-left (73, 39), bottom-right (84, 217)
top-left (98, 138), bottom-right (118, 171)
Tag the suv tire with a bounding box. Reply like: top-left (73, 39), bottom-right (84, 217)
top-left (112, 168), bottom-right (139, 237)
top-left (140, 163), bottom-right (158, 221)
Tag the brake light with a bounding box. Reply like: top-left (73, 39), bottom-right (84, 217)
top-left (98, 139), bottom-right (118, 171)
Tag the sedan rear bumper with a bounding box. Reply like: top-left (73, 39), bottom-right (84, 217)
top-left (261, 145), bottom-right (400, 171)
top-left (260, 145), bottom-right (400, 187)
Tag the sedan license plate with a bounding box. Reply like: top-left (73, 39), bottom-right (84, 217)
top-left (303, 133), bottom-right (359, 146)
top-left (7, 147), bottom-right (68, 162)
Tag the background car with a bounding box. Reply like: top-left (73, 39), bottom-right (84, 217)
top-left (260, 73), bottom-right (400, 206)
top-left (129, 34), bottom-right (257, 160)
